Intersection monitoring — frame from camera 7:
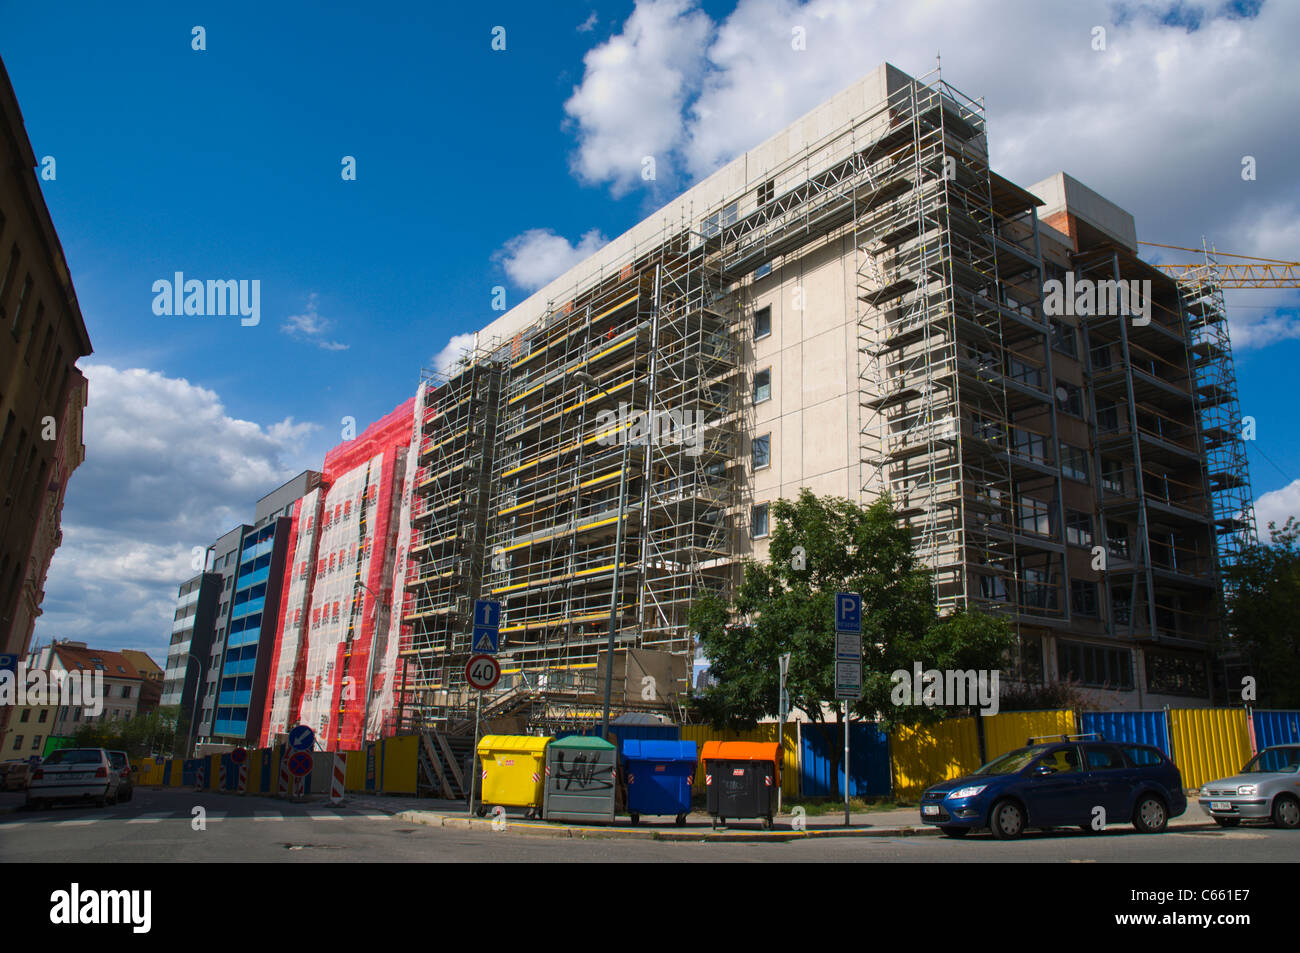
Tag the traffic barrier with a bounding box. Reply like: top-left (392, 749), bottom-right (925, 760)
top-left (193, 761), bottom-right (205, 792)
top-left (277, 747), bottom-right (290, 798)
top-left (329, 753), bottom-right (347, 805)
top-left (218, 758), bottom-right (228, 792)
top-left (1251, 709), bottom-right (1300, 749)
top-left (1169, 708), bottom-right (1251, 790)
top-left (982, 710), bottom-right (1075, 762)
top-left (890, 717), bottom-right (981, 799)
top-left (381, 735), bottom-right (419, 794)
top-left (237, 760), bottom-right (248, 794)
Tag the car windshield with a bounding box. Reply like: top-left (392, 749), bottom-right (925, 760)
top-left (972, 746), bottom-right (1049, 776)
top-left (1240, 747), bottom-right (1300, 774)
top-left (43, 749), bottom-right (102, 765)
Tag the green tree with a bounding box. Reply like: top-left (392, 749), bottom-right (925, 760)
top-left (1224, 517), bottom-right (1300, 707)
top-left (690, 490), bottom-right (1014, 733)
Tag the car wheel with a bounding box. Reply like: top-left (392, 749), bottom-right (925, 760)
top-left (1272, 795), bottom-right (1300, 830)
top-left (629, 812), bottom-right (640, 825)
top-left (675, 813), bottom-right (687, 826)
top-left (1213, 816), bottom-right (1240, 828)
top-left (761, 815), bottom-right (773, 830)
top-left (940, 826), bottom-right (969, 838)
top-left (474, 805), bottom-right (487, 817)
top-left (990, 799), bottom-right (1025, 840)
top-left (1133, 795), bottom-right (1168, 833)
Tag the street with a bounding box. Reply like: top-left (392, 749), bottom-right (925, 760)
top-left (1, 788), bottom-right (1295, 862)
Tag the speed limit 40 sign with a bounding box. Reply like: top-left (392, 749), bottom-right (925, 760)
top-left (465, 654), bottom-right (500, 691)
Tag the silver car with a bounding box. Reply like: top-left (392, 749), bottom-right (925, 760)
top-left (1197, 744), bottom-right (1300, 829)
top-left (25, 747), bottom-right (122, 810)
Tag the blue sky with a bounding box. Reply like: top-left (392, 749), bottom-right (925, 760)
top-left (3, 0), bottom-right (1298, 662)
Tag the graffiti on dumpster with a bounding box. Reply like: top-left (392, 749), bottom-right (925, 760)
top-left (553, 751), bottom-right (613, 791)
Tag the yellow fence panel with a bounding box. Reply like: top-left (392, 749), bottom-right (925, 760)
top-left (381, 735), bottom-right (419, 794)
top-left (982, 710), bottom-right (1076, 761)
top-left (248, 749), bottom-right (265, 792)
top-left (1169, 708), bottom-right (1251, 790)
top-left (169, 759), bottom-right (186, 786)
top-left (131, 758), bottom-right (164, 786)
top-left (344, 749), bottom-right (366, 791)
top-left (891, 718), bottom-right (981, 800)
top-left (681, 725), bottom-right (798, 798)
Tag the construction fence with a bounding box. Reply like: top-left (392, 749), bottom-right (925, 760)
top-left (131, 708), bottom-right (1299, 803)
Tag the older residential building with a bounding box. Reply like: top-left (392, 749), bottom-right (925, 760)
top-left (0, 58), bottom-right (92, 657)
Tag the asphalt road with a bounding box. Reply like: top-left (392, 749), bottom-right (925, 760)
top-left (1, 788), bottom-right (1297, 862)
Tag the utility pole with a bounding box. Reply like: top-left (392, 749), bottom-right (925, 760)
top-left (778, 652), bottom-right (790, 815)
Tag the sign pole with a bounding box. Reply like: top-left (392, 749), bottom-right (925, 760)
top-left (843, 701), bottom-right (850, 827)
top-left (467, 689), bottom-right (482, 816)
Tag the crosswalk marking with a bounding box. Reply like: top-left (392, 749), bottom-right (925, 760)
top-left (307, 812), bottom-right (344, 821)
top-left (126, 812), bottom-right (173, 824)
top-left (253, 811), bottom-right (283, 822)
top-left (55, 818), bottom-right (98, 826)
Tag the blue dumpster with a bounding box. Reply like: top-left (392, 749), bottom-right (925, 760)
top-left (621, 739), bottom-right (697, 826)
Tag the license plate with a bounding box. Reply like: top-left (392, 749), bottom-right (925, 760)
top-left (1210, 801), bottom-right (1232, 811)
top-left (923, 805), bottom-right (939, 815)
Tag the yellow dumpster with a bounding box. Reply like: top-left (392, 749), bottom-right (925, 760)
top-left (475, 735), bottom-right (552, 817)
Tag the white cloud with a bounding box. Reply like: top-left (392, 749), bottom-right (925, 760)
top-left (431, 332), bottom-right (479, 376)
top-left (564, 1), bottom-right (1300, 350)
top-left (33, 364), bottom-right (319, 660)
top-left (282, 292), bottom-right (350, 351)
top-left (577, 11), bottom-right (598, 33)
top-left (494, 227), bottom-right (609, 292)
top-left (563, 0), bottom-right (712, 195)
top-left (1254, 478), bottom-right (1300, 536)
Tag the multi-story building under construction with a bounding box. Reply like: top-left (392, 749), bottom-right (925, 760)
top-left (393, 62), bottom-right (1255, 726)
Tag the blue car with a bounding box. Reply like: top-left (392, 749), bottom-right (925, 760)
top-left (920, 736), bottom-right (1187, 839)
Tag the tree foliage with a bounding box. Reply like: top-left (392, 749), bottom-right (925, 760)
top-left (690, 490), bottom-right (1014, 729)
top-left (71, 706), bottom-right (187, 758)
top-left (1223, 517), bottom-right (1300, 707)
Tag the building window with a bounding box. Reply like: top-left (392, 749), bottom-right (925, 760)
top-left (1011, 427), bottom-right (1048, 464)
top-left (753, 368), bottom-right (772, 404)
top-left (12, 736), bottom-right (22, 749)
top-left (1017, 497), bottom-right (1052, 536)
top-left (1070, 579), bottom-right (1100, 617)
top-left (1019, 568), bottom-right (1057, 611)
top-left (1058, 639), bottom-right (1133, 690)
top-left (1050, 319), bottom-right (1077, 357)
top-left (1100, 458), bottom-right (1124, 494)
top-left (1106, 522), bottom-right (1130, 559)
top-left (19, 709), bottom-right (29, 723)
top-left (1095, 398), bottom-right (1119, 433)
top-left (1060, 443), bottom-right (1089, 482)
top-left (31, 735), bottom-right (41, 751)
top-left (753, 262), bottom-right (773, 279)
top-left (1065, 509), bottom-right (1094, 548)
top-left (1090, 342), bottom-right (1113, 369)
top-left (754, 306), bottom-right (771, 340)
top-left (751, 503), bottom-right (770, 539)
top-left (758, 179), bottom-right (774, 206)
top-left (752, 434), bottom-right (771, 470)
top-left (1055, 382), bottom-right (1083, 418)
top-left (37, 709), bottom-right (48, 723)
top-left (1145, 651), bottom-right (1208, 697)
top-left (122, 685), bottom-right (132, 698)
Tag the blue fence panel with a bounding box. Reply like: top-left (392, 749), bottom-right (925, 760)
top-left (260, 748), bottom-right (272, 792)
top-left (1079, 711), bottom-right (1170, 754)
top-left (799, 723), bottom-right (891, 798)
top-left (181, 758), bottom-right (206, 786)
top-left (1252, 710), bottom-right (1300, 749)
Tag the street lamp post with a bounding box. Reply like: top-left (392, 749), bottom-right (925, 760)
top-left (573, 370), bottom-right (631, 738)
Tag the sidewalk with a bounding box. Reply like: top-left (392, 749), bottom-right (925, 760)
top-left (337, 792), bottom-right (1219, 842)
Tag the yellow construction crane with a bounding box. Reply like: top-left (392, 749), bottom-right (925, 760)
top-left (1139, 241), bottom-right (1300, 288)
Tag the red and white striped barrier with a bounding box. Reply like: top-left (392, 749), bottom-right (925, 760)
top-left (329, 753), bottom-right (346, 806)
top-left (193, 763), bottom-right (205, 792)
top-left (278, 750), bottom-right (290, 798)
top-left (292, 774), bottom-right (305, 801)
top-left (237, 762), bottom-right (249, 795)
top-left (218, 759), bottom-right (227, 792)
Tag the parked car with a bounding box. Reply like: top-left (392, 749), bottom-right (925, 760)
top-left (1197, 744), bottom-right (1300, 829)
top-left (25, 748), bottom-right (122, 809)
top-left (920, 736), bottom-right (1186, 839)
top-left (108, 751), bottom-right (134, 803)
top-left (1, 760), bottom-right (31, 791)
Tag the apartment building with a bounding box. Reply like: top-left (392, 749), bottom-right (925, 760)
top-left (0, 59), bottom-right (92, 657)
top-left (160, 571), bottom-right (222, 722)
top-left (394, 62), bottom-right (1251, 720)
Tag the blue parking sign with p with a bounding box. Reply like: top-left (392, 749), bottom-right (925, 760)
top-left (835, 592), bottom-right (862, 633)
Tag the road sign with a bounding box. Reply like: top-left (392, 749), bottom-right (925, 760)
top-left (287, 751), bottom-right (313, 777)
top-left (472, 599), bottom-right (501, 653)
top-left (835, 660), bottom-right (863, 700)
top-left (287, 725), bottom-right (315, 752)
top-left (835, 631), bottom-right (862, 661)
top-left (230, 747), bottom-right (248, 765)
top-left (465, 654), bottom-right (501, 691)
top-left (834, 592), bottom-right (862, 633)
